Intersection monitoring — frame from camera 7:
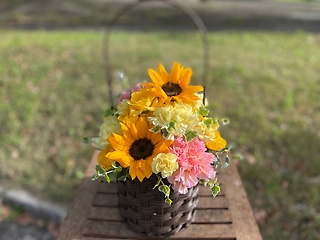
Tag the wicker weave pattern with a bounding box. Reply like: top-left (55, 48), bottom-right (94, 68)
top-left (117, 175), bottom-right (199, 238)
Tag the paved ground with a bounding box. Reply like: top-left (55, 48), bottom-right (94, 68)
top-left (0, 222), bottom-right (56, 240)
top-left (0, 0), bottom-right (320, 239)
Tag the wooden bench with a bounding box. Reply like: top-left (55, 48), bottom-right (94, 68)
top-left (57, 151), bottom-right (262, 240)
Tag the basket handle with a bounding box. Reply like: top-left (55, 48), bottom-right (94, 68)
top-left (103, 0), bottom-right (210, 109)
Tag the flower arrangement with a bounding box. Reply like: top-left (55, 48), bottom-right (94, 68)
top-left (88, 62), bottom-right (230, 204)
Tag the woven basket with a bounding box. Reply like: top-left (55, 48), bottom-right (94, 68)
top-left (117, 175), bottom-right (199, 238)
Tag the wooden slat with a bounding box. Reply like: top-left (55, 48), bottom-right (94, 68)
top-left (83, 220), bottom-right (236, 239)
top-left (92, 193), bottom-right (118, 207)
top-left (57, 151), bottom-right (100, 240)
top-left (198, 196), bottom-right (229, 209)
top-left (97, 181), bottom-right (117, 193)
top-left (220, 163), bottom-right (263, 240)
top-left (58, 150), bottom-right (262, 240)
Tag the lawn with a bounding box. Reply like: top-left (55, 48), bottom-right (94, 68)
top-left (0, 30), bottom-right (319, 239)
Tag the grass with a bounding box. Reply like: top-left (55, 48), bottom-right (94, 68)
top-left (1, 30), bottom-right (320, 239)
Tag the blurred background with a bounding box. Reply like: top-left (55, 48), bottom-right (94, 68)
top-left (0, 0), bottom-right (320, 239)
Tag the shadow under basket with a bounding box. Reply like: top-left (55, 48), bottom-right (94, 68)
top-left (117, 175), bottom-right (199, 238)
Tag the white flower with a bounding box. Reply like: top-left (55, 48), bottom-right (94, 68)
top-left (92, 115), bottom-right (121, 149)
top-left (148, 102), bottom-right (198, 140)
top-left (195, 117), bottom-right (219, 142)
top-left (116, 100), bottom-right (129, 115)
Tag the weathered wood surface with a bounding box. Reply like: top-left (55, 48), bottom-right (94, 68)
top-left (58, 151), bottom-right (262, 240)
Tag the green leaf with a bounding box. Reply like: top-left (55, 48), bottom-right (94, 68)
top-left (158, 185), bottom-right (165, 192)
top-left (197, 106), bottom-right (209, 116)
top-left (165, 198), bottom-right (173, 205)
top-left (104, 108), bottom-right (114, 117)
top-left (108, 171), bottom-right (118, 181)
top-left (158, 185), bottom-right (171, 198)
top-left (185, 131), bottom-right (197, 142)
top-left (162, 129), bottom-right (169, 138)
top-left (153, 177), bottom-right (161, 189)
top-left (96, 165), bottom-right (105, 174)
top-left (199, 179), bottom-right (207, 186)
top-left (213, 155), bottom-right (220, 168)
top-left (203, 117), bottom-right (213, 127)
top-left (83, 137), bottom-right (90, 144)
top-left (221, 155), bottom-right (230, 169)
top-left (211, 185), bottom-right (221, 197)
top-left (115, 166), bottom-right (123, 173)
top-left (104, 174), bottom-right (110, 183)
top-left (91, 174), bottom-right (100, 181)
top-left (168, 121), bottom-right (176, 131)
top-left (234, 153), bottom-right (244, 160)
top-left (117, 174), bottom-right (127, 181)
top-left (213, 118), bottom-right (219, 126)
top-left (151, 125), bottom-right (161, 133)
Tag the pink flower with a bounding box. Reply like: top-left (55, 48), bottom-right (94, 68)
top-left (167, 137), bottom-right (216, 194)
top-left (119, 84), bottom-right (142, 102)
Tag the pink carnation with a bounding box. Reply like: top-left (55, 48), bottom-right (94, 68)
top-left (167, 137), bottom-right (216, 194)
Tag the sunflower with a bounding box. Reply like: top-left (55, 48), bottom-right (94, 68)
top-left (143, 62), bottom-right (204, 106)
top-left (106, 116), bottom-right (172, 182)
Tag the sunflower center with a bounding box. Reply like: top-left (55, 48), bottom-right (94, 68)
top-left (129, 138), bottom-right (154, 160)
top-left (162, 82), bottom-right (182, 97)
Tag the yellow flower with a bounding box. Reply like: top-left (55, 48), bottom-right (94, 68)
top-left (106, 116), bottom-right (172, 182)
top-left (97, 145), bottom-right (114, 170)
top-left (205, 131), bottom-right (227, 151)
top-left (152, 153), bottom-right (178, 178)
top-left (119, 88), bottom-right (160, 120)
top-left (143, 62), bottom-right (204, 106)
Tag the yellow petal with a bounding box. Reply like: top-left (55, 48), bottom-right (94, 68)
top-left (129, 161), bottom-right (137, 180)
top-left (119, 121), bottom-right (134, 143)
top-left (108, 133), bottom-right (129, 152)
top-left (97, 148), bottom-right (113, 170)
top-left (125, 120), bottom-right (139, 140)
top-left (106, 150), bottom-right (132, 168)
top-left (143, 159), bottom-right (153, 178)
top-left (206, 132), bottom-right (227, 151)
top-left (169, 62), bottom-right (182, 84)
top-left (148, 69), bottom-right (164, 86)
top-left (148, 131), bottom-right (164, 145)
top-left (183, 85), bottom-right (204, 94)
top-left (153, 142), bottom-right (170, 155)
top-left (157, 64), bottom-right (169, 83)
top-left (136, 167), bottom-right (145, 182)
top-left (136, 117), bottom-right (148, 139)
top-left (178, 67), bottom-right (192, 88)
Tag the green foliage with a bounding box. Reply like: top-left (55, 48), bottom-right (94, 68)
top-left (154, 175), bottom-right (172, 205)
top-left (92, 163), bottom-right (124, 183)
top-left (185, 131), bottom-right (197, 142)
top-left (0, 30), bottom-right (319, 239)
top-left (197, 106), bottom-right (209, 117)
